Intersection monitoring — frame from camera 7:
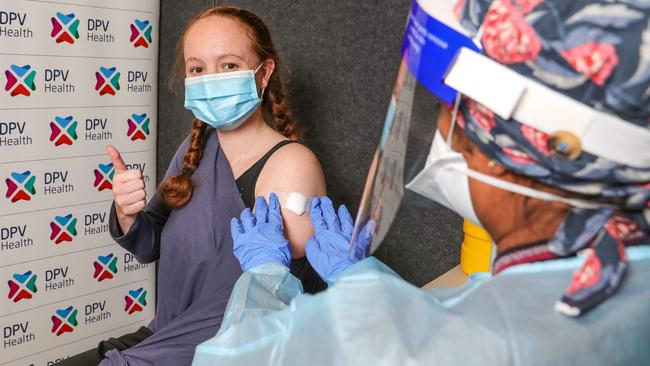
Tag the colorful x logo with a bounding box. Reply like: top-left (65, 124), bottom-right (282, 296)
top-left (124, 287), bottom-right (147, 314)
top-left (130, 19), bottom-right (153, 48)
top-left (95, 66), bottom-right (120, 96)
top-left (49, 115), bottom-right (78, 146)
top-left (93, 163), bottom-right (114, 191)
top-left (51, 306), bottom-right (78, 336)
top-left (7, 271), bottom-right (37, 303)
top-left (50, 12), bottom-right (80, 44)
top-left (5, 171), bottom-right (36, 203)
top-left (50, 214), bottom-right (78, 244)
top-left (4, 64), bottom-right (36, 97)
top-left (93, 253), bottom-right (118, 282)
top-left (127, 113), bottom-right (151, 141)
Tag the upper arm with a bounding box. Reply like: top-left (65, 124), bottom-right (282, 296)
top-left (255, 143), bottom-right (326, 258)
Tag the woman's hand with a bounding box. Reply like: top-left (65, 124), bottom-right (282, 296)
top-left (306, 197), bottom-right (375, 282)
top-left (107, 145), bottom-right (146, 234)
top-left (232, 193), bottom-right (292, 272)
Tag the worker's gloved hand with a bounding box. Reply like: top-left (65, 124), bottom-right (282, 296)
top-left (306, 196), bottom-right (375, 282)
top-left (231, 193), bottom-right (291, 272)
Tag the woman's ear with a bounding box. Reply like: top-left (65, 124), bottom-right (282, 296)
top-left (260, 59), bottom-right (275, 89)
top-left (484, 157), bottom-right (508, 177)
top-left (460, 133), bottom-right (509, 177)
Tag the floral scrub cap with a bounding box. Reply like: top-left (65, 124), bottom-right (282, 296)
top-left (453, 0), bottom-right (650, 316)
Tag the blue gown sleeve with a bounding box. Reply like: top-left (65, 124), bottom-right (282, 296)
top-left (108, 138), bottom-right (189, 263)
top-left (217, 263), bottom-right (303, 335)
top-left (191, 263), bottom-right (302, 366)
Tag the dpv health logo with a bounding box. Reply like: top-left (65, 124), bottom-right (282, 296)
top-left (50, 116), bottom-right (78, 146)
top-left (93, 253), bottom-right (117, 282)
top-left (50, 12), bottom-right (80, 44)
top-left (5, 171), bottom-right (36, 203)
top-left (124, 287), bottom-right (147, 314)
top-left (95, 66), bottom-right (120, 96)
top-left (7, 271), bottom-right (37, 303)
top-left (93, 163), bottom-right (114, 191)
top-left (4, 64), bottom-right (36, 97)
top-left (50, 214), bottom-right (78, 244)
top-left (130, 19), bottom-right (152, 48)
top-left (51, 306), bottom-right (78, 336)
top-left (127, 113), bottom-right (150, 141)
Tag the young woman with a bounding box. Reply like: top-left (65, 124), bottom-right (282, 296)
top-left (58, 6), bottom-right (326, 366)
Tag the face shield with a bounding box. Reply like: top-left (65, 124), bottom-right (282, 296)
top-left (352, 0), bottom-right (650, 254)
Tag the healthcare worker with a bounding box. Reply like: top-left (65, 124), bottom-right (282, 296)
top-left (58, 6), bottom-right (326, 366)
top-left (191, 0), bottom-right (650, 365)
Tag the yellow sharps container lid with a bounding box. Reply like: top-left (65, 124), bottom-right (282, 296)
top-left (460, 220), bottom-right (492, 275)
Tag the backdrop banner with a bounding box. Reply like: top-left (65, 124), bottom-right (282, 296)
top-left (0, 1), bottom-right (159, 364)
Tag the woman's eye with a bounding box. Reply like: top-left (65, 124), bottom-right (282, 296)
top-left (189, 66), bottom-right (203, 74)
top-left (222, 63), bottom-right (238, 71)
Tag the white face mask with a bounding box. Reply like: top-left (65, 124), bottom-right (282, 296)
top-left (406, 129), bottom-right (483, 226)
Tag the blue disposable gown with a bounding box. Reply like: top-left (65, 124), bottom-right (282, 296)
top-left (192, 246), bottom-right (650, 366)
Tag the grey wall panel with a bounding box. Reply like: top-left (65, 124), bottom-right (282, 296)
top-left (158, 0), bottom-right (213, 179)
top-left (158, 0), bottom-right (463, 286)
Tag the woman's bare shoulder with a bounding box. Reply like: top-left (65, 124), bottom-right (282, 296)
top-left (256, 141), bottom-right (326, 195)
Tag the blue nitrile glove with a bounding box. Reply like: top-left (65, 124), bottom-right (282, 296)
top-left (231, 193), bottom-right (291, 272)
top-left (306, 196), bottom-right (375, 282)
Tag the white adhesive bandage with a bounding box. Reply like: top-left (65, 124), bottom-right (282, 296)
top-left (283, 192), bottom-right (310, 216)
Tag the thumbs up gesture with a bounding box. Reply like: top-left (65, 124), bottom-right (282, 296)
top-left (106, 145), bottom-right (146, 233)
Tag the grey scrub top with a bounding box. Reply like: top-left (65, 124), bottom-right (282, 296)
top-left (102, 129), bottom-right (244, 365)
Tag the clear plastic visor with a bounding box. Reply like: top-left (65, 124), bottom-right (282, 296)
top-left (351, 58), bottom-right (452, 253)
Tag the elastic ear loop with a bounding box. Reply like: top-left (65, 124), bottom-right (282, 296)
top-left (456, 166), bottom-right (615, 210)
top-left (254, 62), bottom-right (264, 73)
top-left (445, 93), bottom-right (612, 210)
top-left (254, 63), bottom-right (267, 100)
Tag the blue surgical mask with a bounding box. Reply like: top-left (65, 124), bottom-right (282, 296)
top-left (184, 64), bottom-right (264, 130)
